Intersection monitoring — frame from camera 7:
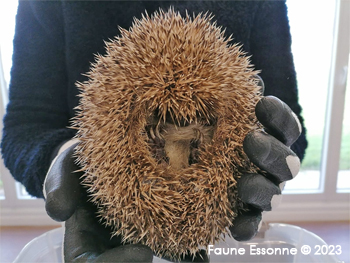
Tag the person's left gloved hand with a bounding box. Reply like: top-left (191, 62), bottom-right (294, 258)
top-left (229, 95), bottom-right (302, 241)
top-left (44, 143), bottom-right (208, 263)
top-left (44, 143), bottom-right (154, 263)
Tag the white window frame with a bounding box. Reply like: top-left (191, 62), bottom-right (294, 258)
top-left (264, 0), bottom-right (350, 222)
top-left (0, 0), bottom-right (349, 226)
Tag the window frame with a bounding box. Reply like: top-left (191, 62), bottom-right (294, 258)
top-left (264, 0), bottom-right (350, 222)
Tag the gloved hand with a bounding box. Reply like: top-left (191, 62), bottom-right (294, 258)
top-left (229, 95), bottom-right (301, 241)
top-left (44, 142), bottom-right (208, 263)
top-left (44, 142), bottom-right (153, 263)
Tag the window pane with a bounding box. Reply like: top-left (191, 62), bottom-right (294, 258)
top-left (284, 0), bottom-right (337, 193)
top-left (1, 1), bottom-right (35, 201)
top-left (337, 57), bottom-right (350, 193)
top-left (16, 182), bottom-right (34, 199)
top-left (0, 176), bottom-right (4, 199)
top-left (0, 0), bottom-right (18, 86)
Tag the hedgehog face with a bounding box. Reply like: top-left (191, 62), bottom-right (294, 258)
top-left (74, 9), bottom-right (261, 259)
top-left (145, 91), bottom-right (218, 170)
top-left (146, 114), bottom-right (216, 170)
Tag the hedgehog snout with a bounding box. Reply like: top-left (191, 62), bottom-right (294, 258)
top-left (150, 122), bottom-right (215, 170)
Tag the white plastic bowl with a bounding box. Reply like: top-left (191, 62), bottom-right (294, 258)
top-left (14, 223), bottom-right (340, 263)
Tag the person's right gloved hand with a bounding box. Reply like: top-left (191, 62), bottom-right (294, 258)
top-left (44, 142), bottom-right (153, 263)
top-left (229, 95), bottom-right (302, 241)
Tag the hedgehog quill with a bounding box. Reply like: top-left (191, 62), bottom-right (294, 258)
top-left (73, 8), bottom-right (262, 259)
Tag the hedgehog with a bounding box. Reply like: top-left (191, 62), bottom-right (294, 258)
top-left (73, 8), bottom-right (262, 259)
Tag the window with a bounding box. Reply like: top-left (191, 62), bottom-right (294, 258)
top-left (0, 0), bottom-right (17, 201)
top-left (269, 0), bottom-right (349, 222)
top-left (283, 0), bottom-right (337, 193)
top-left (337, 66), bottom-right (350, 193)
top-left (0, 0), bottom-right (32, 200)
top-left (284, 0), bottom-right (350, 196)
top-left (0, 173), bottom-right (4, 200)
top-left (0, 1), bottom-right (349, 225)
top-left (0, 1), bottom-right (56, 225)
top-left (0, 0), bottom-right (32, 201)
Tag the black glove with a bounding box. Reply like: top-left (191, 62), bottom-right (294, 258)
top-left (230, 95), bottom-right (301, 241)
top-left (45, 143), bottom-right (207, 262)
top-left (44, 143), bottom-right (153, 263)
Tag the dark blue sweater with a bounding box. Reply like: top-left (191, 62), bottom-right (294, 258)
top-left (1, 1), bottom-right (307, 198)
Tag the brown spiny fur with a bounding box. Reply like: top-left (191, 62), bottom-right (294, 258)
top-left (73, 9), bottom-right (262, 259)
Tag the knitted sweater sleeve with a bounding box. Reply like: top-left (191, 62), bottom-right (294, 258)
top-left (250, 1), bottom-right (308, 160)
top-left (1, 1), bottom-right (76, 198)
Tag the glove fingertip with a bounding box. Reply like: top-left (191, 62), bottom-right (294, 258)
top-left (45, 192), bottom-right (76, 222)
top-left (230, 211), bottom-right (262, 241)
top-left (238, 173), bottom-right (281, 211)
top-left (286, 155), bottom-right (300, 179)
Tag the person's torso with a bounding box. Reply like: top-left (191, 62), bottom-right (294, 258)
top-left (60, 1), bottom-right (259, 117)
